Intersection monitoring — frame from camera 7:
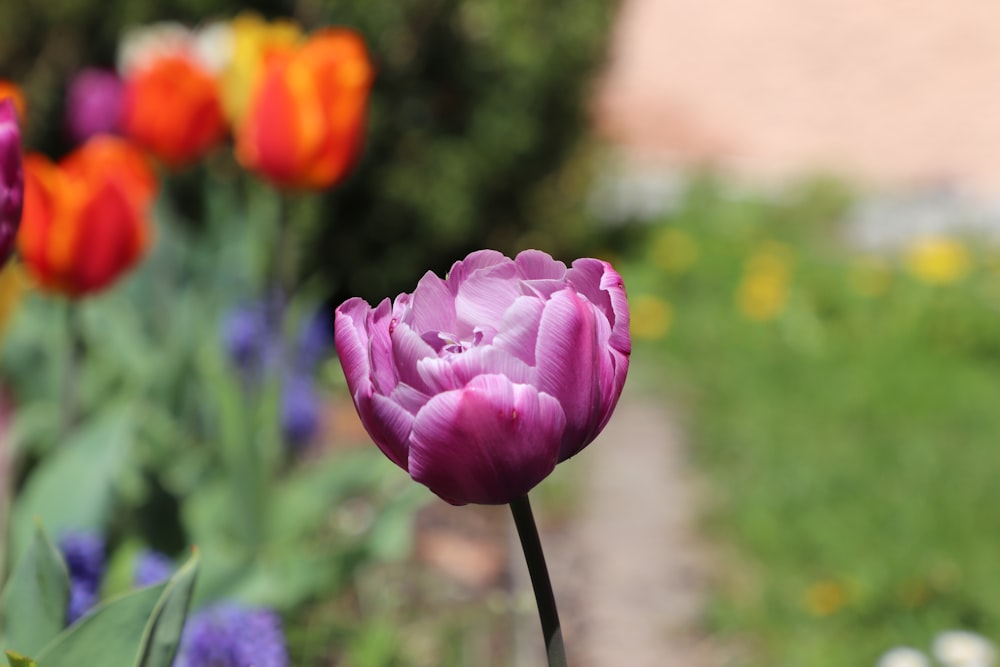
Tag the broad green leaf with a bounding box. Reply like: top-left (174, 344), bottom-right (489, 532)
top-left (5, 651), bottom-right (37, 667)
top-left (134, 550), bottom-right (199, 667)
top-left (34, 585), bottom-right (166, 667)
top-left (10, 407), bottom-right (135, 558)
top-left (0, 522), bottom-right (70, 656)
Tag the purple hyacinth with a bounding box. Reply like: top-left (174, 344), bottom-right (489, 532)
top-left (281, 375), bottom-right (321, 448)
top-left (221, 297), bottom-right (287, 379)
top-left (59, 531), bottom-right (106, 624)
top-left (293, 308), bottom-right (333, 371)
top-left (65, 68), bottom-right (124, 144)
top-left (133, 549), bottom-right (174, 587)
top-left (173, 603), bottom-right (289, 667)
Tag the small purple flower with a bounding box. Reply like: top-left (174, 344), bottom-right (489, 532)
top-left (59, 531), bottom-right (106, 624)
top-left (174, 602), bottom-right (289, 667)
top-left (133, 549), bottom-right (174, 587)
top-left (65, 68), bottom-right (124, 144)
top-left (281, 375), bottom-right (321, 448)
top-left (221, 297), bottom-right (285, 379)
top-left (0, 98), bottom-right (22, 267)
top-left (293, 308), bottom-right (333, 370)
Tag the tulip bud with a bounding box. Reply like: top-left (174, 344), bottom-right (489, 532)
top-left (335, 250), bottom-right (631, 505)
top-left (235, 29), bottom-right (373, 189)
top-left (0, 98), bottom-right (23, 267)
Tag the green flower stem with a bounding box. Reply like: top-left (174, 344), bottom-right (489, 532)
top-left (60, 302), bottom-right (85, 437)
top-left (510, 494), bottom-right (568, 667)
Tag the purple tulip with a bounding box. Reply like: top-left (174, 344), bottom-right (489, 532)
top-left (64, 68), bottom-right (123, 144)
top-left (335, 249), bottom-right (631, 505)
top-left (0, 98), bottom-right (22, 266)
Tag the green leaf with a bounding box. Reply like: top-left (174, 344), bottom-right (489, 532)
top-left (134, 549), bottom-right (199, 667)
top-left (0, 522), bottom-right (70, 656)
top-left (34, 585), bottom-right (166, 667)
top-left (5, 651), bottom-right (37, 667)
top-left (10, 407), bottom-right (135, 557)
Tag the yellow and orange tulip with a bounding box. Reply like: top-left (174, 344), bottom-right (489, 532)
top-left (120, 54), bottom-right (226, 167)
top-left (235, 29), bottom-right (373, 189)
top-left (18, 136), bottom-right (156, 297)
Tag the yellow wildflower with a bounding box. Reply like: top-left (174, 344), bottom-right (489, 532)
top-left (630, 294), bottom-right (673, 340)
top-left (651, 227), bottom-right (699, 274)
top-left (803, 579), bottom-right (849, 617)
top-left (737, 242), bottom-right (792, 321)
top-left (905, 236), bottom-right (971, 285)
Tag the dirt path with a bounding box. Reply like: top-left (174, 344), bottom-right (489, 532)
top-left (512, 382), bottom-right (722, 667)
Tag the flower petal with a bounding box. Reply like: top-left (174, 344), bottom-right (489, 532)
top-left (535, 287), bottom-right (613, 459)
top-left (514, 249), bottom-right (566, 280)
top-left (390, 321), bottom-right (437, 394)
top-left (369, 393), bottom-right (414, 470)
top-left (409, 375), bottom-right (565, 505)
top-left (334, 297), bottom-right (374, 400)
top-left (493, 295), bottom-right (545, 366)
top-left (416, 344), bottom-right (536, 394)
top-left (446, 249), bottom-right (509, 286)
top-left (455, 261), bottom-right (521, 332)
top-left (409, 270), bottom-right (456, 334)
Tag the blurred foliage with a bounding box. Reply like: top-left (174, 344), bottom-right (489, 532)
top-left (619, 175), bottom-right (1000, 667)
top-left (2, 0), bottom-right (618, 303)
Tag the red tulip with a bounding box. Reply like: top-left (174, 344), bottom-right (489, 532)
top-left (235, 29), bottom-right (373, 189)
top-left (18, 137), bottom-right (156, 297)
top-left (120, 54), bottom-right (226, 167)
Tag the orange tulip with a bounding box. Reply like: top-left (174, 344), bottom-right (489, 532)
top-left (235, 29), bottom-right (373, 189)
top-left (18, 136), bottom-right (156, 297)
top-left (120, 54), bottom-right (226, 167)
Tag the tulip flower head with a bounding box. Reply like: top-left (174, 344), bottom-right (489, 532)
top-left (220, 12), bottom-right (303, 125)
top-left (65, 68), bottom-right (124, 144)
top-left (120, 54), bottom-right (226, 167)
top-left (19, 136), bottom-right (156, 297)
top-left (335, 250), bottom-right (631, 505)
top-left (0, 98), bottom-right (23, 267)
top-left (235, 28), bottom-right (373, 189)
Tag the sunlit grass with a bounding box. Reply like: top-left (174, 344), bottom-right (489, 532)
top-left (620, 176), bottom-right (1000, 666)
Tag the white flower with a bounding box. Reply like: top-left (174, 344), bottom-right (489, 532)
top-left (933, 630), bottom-right (996, 667)
top-left (877, 646), bottom-right (931, 667)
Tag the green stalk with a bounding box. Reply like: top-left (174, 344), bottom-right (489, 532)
top-left (509, 494), bottom-right (568, 667)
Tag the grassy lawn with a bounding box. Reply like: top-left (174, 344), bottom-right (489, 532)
top-left (618, 177), bottom-right (1000, 666)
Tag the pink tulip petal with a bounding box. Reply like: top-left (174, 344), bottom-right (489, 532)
top-left (366, 298), bottom-right (398, 395)
top-left (410, 270), bottom-right (456, 333)
top-left (455, 261), bottom-right (521, 332)
top-left (334, 297), bottom-right (375, 401)
top-left (368, 393), bottom-right (414, 470)
top-left (416, 345), bottom-right (536, 394)
top-left (409, 374), bottom-right (565, 505)
top-left (389, 382), bottom-right (430, 415)
top-left (566, 258), bottom-right (615, 324)
top-left (446, 249), bottom-right (509, 286)
top-left (493, 295), bottom-right (545, 366)
top-left (519, 279), bottom-right (571, 300)
top-left (390, 321), bottom-right (438, 394)
top-left (535, 288), bottom-right (607, 458)
top-left (514, 249), bottom-right (567, 280)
